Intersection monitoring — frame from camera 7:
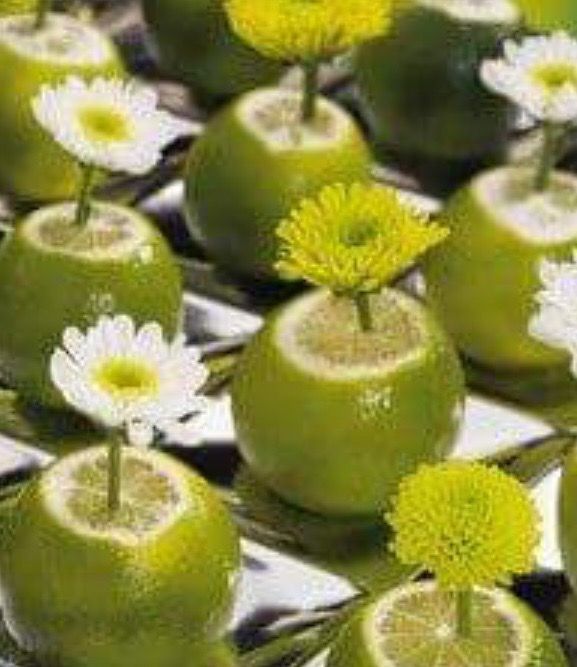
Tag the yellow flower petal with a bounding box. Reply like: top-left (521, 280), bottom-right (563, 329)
top-left (276, 182), bottom-right (448, 295)
top-left (225, 0), bottom-right (394, 62)
top-left (388, 462), bottom-right (541, 591)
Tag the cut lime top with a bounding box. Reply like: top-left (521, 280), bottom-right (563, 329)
top-left (368, 582), bottom-right (530, 667)
top-left (238, 88), bottom-right (354, 152)
top-left (22, 202), bottom-right (152, 260)
top-left (476, 168), bottom-right (577, 245)
top-left (42, 447), bottom-right (190, 546)
top-left (277, 289), bottom-right (427, 380)
top-left (0, 13), bottom-right (115, 66)
top-left (417, 0), bottom-right (519, 23)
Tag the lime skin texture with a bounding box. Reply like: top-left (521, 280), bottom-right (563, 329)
top-left (515, 0), bottom-right (577, 33)
top-left (231, 289), bottom-right (465, 518)
top-left (560, 447), bottom-right (577, 601)
top-left (185, 90), bottom-right (372, 281)
top-left (355, 2), bottom-right (518, 162)
top-left (0, 448), bottom-right (241, 667)
top-left (0, 16), bottom-right (123, 202)
top-left (328, 587), bottom-right (568, 667)
top-left (142, 0), bottom-right (282, 101)
top-left (0, 203), bottom-right (183, 409)
top-left (424, 168), bottom-right (577, 394)
top-left (0, 0), bottom-right (36, 14)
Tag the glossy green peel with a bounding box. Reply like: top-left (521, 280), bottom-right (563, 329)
top-left (0, 202), bottom-right (182, 408)
top-left (232, 288), bottom-right (464, 516)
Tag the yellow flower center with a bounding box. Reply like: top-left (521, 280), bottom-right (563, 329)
top-left (339, 219), bottom-right (378, 248)
top-left (534, 62), bottom-right (577, 93)
top-left (78, 105), bottom-right (133, 144)
top-left (94, 357), bottom-right (159, 400)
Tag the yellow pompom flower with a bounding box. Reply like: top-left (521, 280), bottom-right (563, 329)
top-left (225, 0), bottom-right (392, 63)
top-left (276, 182), bottom-right (448, 295)
top-left (389, 462), bottom-right (541, 591)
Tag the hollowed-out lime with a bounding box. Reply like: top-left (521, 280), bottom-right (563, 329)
top-left (142, 0), bottom-right (282, 101)
top-left (0, 1), bottom-right (35, 15)
top-left (0, 201), bottom-right (182, 408)
top-left (231, 288), bottom-right (464, 517)
top-left (424, 166), bottom-right (577, 400)
top-left (0, 12), bottom-right (123, 202)
top-left (185, 87), bottom-right (372, 280)
top-left (515, 0), bottom-right (577, 33)
top-left (328, 581), bottom-right (567, 667)
top-left (356, 0), bottom-right (520, 162)
top-left (0, 446), bottom-right (241, 666)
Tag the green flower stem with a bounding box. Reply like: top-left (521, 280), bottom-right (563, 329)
top-left (456, 589), bottom-right (473, 639)
top-left (107, 433), bottom-right (123, 518)
top-left (35, 0), bottom-right (51, 30)
top-left (534, 123), bottom-right (559, 193)
top-left (75, 164), bottom-right (98, 228)
top-left (301, 60), bottom-right (320, 125)
top-left (354, 293), bottom-right (374, 332)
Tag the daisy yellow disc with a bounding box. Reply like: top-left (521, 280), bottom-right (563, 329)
top-left (231, 288), bottom-right (464, 516)
top-left (0, 13), bottom-right (123, 202)
top-left (0, 202), bottom-right (182, 409)
top-left (0, 446), bottom-right (240, 666)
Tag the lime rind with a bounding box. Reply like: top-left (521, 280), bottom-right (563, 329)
top-left (238, 88), bottom-right (358, 153)
top-left (41, 446), bottom-right (191, 547)
top-left (475, 168), bottom-right (577, 246)
top-left (275, 289), bottom-right (429, 381)
top-left (22, 201), bottom-right (152, 260)
top-left (417, 0), bottom-right (519, 24)
top-left (0, 13), bottom-right (116, 66)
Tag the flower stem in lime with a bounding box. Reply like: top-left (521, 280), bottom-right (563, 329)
top-left (456, 590), bottom-right (473, 639)
top-left (75, 163), bottom-right (98, 227)
top-left (301, 60), bottom-right (320, 124)
top-left (35, 0), bottom-right (50, 30)
top-left (354, 293), bottom-right (373, 332)
top-left (276, 182), bottom-right (448, 334)
top-left (389, 462), bottom-right (540, 639)
top-left (534, 123), bottom-right (562, 193)
top-left (107, 433), bottom-right (123, 517)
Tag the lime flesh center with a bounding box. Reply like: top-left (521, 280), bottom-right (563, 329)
top-left (376, 587), bottom-right (523, 666)
top-left (279, 290), bottom-right (427, 379)
top-left (24, 202), bottom-right (150, 259)
top-left (43, 449), bottom-right (189, 545)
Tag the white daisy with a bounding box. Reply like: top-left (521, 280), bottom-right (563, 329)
top-left (529, 253), bottom-right (577, 376)
top-left (50, 315), bottom-right (210, 447)
top-left (32, 76), bottom-right (191, 175)
top-left (481, 32), bottom-right (577, 124)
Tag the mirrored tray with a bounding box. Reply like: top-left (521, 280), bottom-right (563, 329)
top-left (0, 0), bottom-right (577, 665)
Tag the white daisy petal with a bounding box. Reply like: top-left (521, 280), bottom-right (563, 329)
top-left (32, 76), bottom-right (191, 175)
top-left (49, 314), bottom-right (210, 443)
top-left (481, 32), bottom-right (577, 124)
top-left (529, 256), bottom-right (577, 375)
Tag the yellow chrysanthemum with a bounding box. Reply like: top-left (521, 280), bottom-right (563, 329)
top-left (388, 462), bottom-right (541, 591)
top-left (276, 182), bottom-right (448, 295)
top-left (225, 0), bottom-right (392, 62)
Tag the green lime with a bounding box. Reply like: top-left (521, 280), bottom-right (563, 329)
top-left (231, 288), bottom-right (464, 517)
top-left (356, 0), bottom-right (520, 162)
top-left (560, 447), bottom-right (577, 598)
top-left (328, 581), bottom-right (567, 667)
top-left (0, 446), bottom-right (241, 666)
top-left (515, 0), bottom-right (577, 33)
top-left (0, 13), bottom-right (123, 202)
top-left (0, 201), bottom-right (182, 408)
top-left (185, 87), bottom-right (372, 280)
top-left (424, 167), bottom-right (577, 396)
top-left (0, 0), bottom-right (35, 15)
top-left (142, 0), bottom-right (282, 101)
